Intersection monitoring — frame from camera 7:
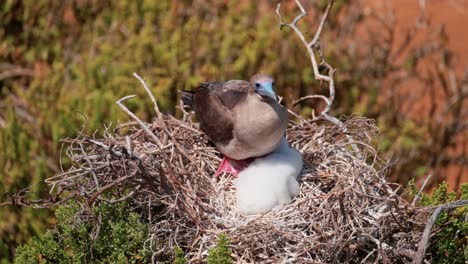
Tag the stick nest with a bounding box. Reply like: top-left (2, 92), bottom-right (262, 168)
top-left (47, 110), bottom-right (426, 263)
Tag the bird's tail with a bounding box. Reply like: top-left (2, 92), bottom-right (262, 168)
top-left (180, 90), bottom-right (194, 110)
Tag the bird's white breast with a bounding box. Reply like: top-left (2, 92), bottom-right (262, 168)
top-left (235, 138), bottom-right (303, 214)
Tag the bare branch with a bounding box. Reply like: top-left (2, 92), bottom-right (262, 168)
top-left (276, 0), bottom-right (334, 114)
top-left (133, 72), bottom-right (162, 119)
top-left (293, 95), bottom-right (330, 107)
top-left (276, 0), bottom-right (362, 158)
top-left (411, 174), bottom-right (432, 207)
top-left (414, 200), bottom-right (468, 264)
top-left (133, 74), bottom-right (196, 164)
top-left (310, 0), bottom-right (335, 47)
top-left (116, 95), bottom-right (163, 148)
top-left (276, 0), bottom-right (333, 82)
top-left (0, 66), bottom-right (34, 81)
top-left (88, 172), bottom-right (137, 206)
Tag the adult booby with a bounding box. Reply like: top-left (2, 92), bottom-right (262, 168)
top-left (182, 74), bottom-right (288, 176)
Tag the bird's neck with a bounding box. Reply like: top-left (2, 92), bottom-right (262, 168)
top-left (275, 137), bottom-right (290, 153)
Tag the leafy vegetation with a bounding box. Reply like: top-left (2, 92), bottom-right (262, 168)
top-left (207, 234), bottom-right (232, 264)
top-left (0, 1), bottom-right (309, 260)
top-left (408, 180), bottom-right (468, 264)
top-left (14, 201), bottom-right (235, 263)
top-left (0, 0), bottom-right (465, 262)
top-left (14, 201), bottom-right (151, 264)
top-left (173, 247), bottom-right (187, 264)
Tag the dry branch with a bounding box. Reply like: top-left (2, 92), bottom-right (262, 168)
top-left (0, 64), bottom-right (34, 80)
top-left (413, 200), bottom-right (468, 264)
top-left (116, 95), bottom-right (164, 148)
top-left (411, 174), bottom-right (432, 207)
top-left (276, 0), bottom-right (363, 159)
top-left (276, 0), bottom-right (335, 119)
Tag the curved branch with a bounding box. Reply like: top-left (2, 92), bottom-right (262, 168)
top-left (276, 0), bottom-right (362, 158)
top-left (276, 0), bottom-right (335, 116)
top-left (414, 200), bottom-right (468, 264)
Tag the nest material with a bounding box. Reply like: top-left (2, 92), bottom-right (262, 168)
top-left (49, 111), bottom-right (426, 263)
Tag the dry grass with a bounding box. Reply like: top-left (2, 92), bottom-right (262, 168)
top-left (42, 105), bottom-right (427, 263)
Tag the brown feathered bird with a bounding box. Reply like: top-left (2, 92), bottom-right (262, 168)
top-left (182, 74), bottom-right (288, 176)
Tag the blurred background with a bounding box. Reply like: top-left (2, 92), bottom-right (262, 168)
top-left (0, 0), bottom-right (466, 262)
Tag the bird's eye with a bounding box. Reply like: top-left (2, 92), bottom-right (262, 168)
top-left (272, 82), bottom-right (275, 87)
top-left (255, 83), bottom-right (261, 88)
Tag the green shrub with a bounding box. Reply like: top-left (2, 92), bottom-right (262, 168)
top-left (1, 0), bottom-right (465, 262)
top-left (409, 182), bottom-right (468, 264)
top-left (0, 1), bottom-right (309, 260)
top-left (207, 234), bottom-right (232, 264)
top-left (173, 247), bottom-right (187, 264)
top-left (14, 201), bottom-right (150, 264)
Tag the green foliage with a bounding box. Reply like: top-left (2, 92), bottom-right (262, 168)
top-left (0, 106), bottom-right (52, 263)
top-left (1, 0), bottom-right (465, 261)
top-left (14, 203), bottom-right (236, 264)
top-left (207, 234), bottom-right (232, 264)
top-left (14, 232), bottom-right (70, 264)
top-left (419, 181), bottom-right (457, 207)
top-left (14, 201), bottom-right (150, 264)
top-left (461, 184), bottom-right (468, 200)
top-left (0, 1), bottom-right (311, 261)
top-left (410, 182), bottom-right (467, 264)
top-left (173, 247), bottom-right (187, 264)
top-left (407, 178), bottom-right (418, 200)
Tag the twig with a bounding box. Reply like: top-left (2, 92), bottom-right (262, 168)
top-left (116, 95), bottom-right (163, 148)
top-left (88, 172), bottom-right (137, 206)
top-left (360, 249), bottom-right (376, 263)
top-left (276, 0), bottom-right (333, 83)
top-left (411, 174), bottom-right (432, 206)
top-left (133, 73), bottom-right (162, 119)
top-left (0, 67), bottom-right (34, 80)
top-left (293, 95), bottom-right (330, 107)
top-left (276, 0), bottom-right (362, 158)
top-left (132, 73), bottom-right (196, 164)
top-left (0, 201), bottom-right (13, 207)
top-left (310, 0), bottom-right (335, 47)
top-left (414, 199), bottom-right (468, 264)
top-left (79, 143), bottom-right (100, 189)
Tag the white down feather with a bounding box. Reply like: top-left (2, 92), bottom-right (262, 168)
top-left (235, 137), bottom-right (303, 214)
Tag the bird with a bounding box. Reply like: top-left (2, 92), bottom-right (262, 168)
top-left (182, 74), bottom-right (288, 177)
top-left (235, 137), bottom-right (303, 214)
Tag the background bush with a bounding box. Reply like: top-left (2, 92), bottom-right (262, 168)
top-left (0, 0), bottom-right (466, 262)
top-left (407, 182), bottom-right (468, 263)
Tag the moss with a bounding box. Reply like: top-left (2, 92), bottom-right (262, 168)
top-left (207, 234), bottom-right (232, 264)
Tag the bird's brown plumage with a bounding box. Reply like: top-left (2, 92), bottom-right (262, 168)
top-left (182, 75), bottom-right (288, 160)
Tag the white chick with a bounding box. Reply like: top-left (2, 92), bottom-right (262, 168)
top-left (235, 137), bottom-right (303, 214)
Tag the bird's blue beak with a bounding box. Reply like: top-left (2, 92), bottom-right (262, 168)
top-left (256, 82), bottom-right (276, 99)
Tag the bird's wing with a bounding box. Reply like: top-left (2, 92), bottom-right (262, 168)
top-left (211, 80), bottom-right (250, 110)
top-left (191, 80), bottom-right (250, 146)
top-left (180, 90), bottom-right (194, 110)
top-left (191, 82), bottom-right (236, 145)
